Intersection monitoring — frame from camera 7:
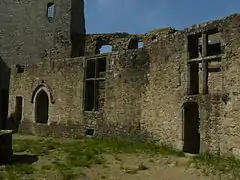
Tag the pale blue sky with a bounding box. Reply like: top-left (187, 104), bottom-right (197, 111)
top-left (84, 0), bottom-right (240, 34)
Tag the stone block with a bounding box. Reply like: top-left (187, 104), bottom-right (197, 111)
top-left (0, 130), bottom-right (13, 165)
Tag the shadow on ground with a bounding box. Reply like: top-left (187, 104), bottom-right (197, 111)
top-left (12, 154), bottom-right (38, 165)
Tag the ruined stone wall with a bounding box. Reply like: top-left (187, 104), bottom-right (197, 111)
top-left (139, 14), bottom-right (240, 155)
top-left (218, 14), bottom-right (240, 157)
top-left (84, 33), bottom-right (144, 55)
top-left (6, 11), bottom-right (240, 157)
top-left (8, 58), bottom-right (85, 137)
top-left (140, 31), bottom-right (186, 150)
top-left (0, 0), bottom-right (73, 66)
top-left (8, 49), bottom-right (149, 138)
top-left (100, 49), bottom-right (149, 138)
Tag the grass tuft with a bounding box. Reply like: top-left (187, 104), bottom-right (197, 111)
top-left (190, 152), bottom-right (240, 178)
top-left (4, 164), bottom-right (35, 180)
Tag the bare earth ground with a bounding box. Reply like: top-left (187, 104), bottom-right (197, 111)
top-left (0, 134), bottom-right (238, 180)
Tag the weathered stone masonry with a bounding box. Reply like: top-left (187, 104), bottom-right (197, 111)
top-left (1, 1), bottom-right (240, 157)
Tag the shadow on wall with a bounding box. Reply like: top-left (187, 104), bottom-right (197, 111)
top-left (6, 112), bottom-right (21, 133)
top-left (70, 0), bottom-right (86, 57)
top-left (0, 57), bottom-right (10, 130)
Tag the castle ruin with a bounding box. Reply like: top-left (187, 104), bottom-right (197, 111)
top-left (1, 0), bottom-right (240, 157)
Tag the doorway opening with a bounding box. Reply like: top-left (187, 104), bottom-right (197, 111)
top-left (35, 90), bottom-right (49, 124)
top-left (183, 102), bottom-right (200, 154)
top-left (0, 90), bottom-right (9, 129)
top-left (15, 96), bottom-right (23, 121)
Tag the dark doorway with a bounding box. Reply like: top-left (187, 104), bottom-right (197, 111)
top-left (0, 57), bottom-right (10, 130)
top-left (15, 96), bottom-right (23, 121)
top-left (35, 90), bottom-right (49, 124)
top-left (0, 90), bottom-right (9, 129)
top-left (183, 102), bottom-right (200, 154)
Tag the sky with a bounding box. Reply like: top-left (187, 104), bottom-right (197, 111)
top-left (84, 0), bottom-right (240, 34)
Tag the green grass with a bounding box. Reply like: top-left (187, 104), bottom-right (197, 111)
top-left (3, 135), bottom-right (240, 179)
top-left (190, 152), bottom-right (240, 177)
top-left (3, 164), bottom-right (35, 180)
top-left (5, 136), bottom-right (185, 179)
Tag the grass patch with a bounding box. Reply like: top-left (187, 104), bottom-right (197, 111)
top-left (190, 152), bottom-right (240, 177)
top-left (13, 138), bottom-right (61, 155)
top-left (3, 164), bottom-right (35, 180)
top-left (52, 162), bottom-right (78, 180)
top-left (4, 135), bottom-right (185, 180)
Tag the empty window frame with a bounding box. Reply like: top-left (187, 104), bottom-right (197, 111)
top-left (47, 2), bottom-right (55, 20)
top-left (188, 33), bottom-right (201, 59)
top-left (187, 29), bottom-right (222, 95)
top-left (188, 62), bottom-right (200, 95)
top-left (207, 29), bottom-right (221, 56)
top-left (84, 58), bottom-right (107, 111)
top-left (188, 29), bottom-right (221, 60)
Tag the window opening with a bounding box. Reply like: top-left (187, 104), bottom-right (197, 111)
top-left (85, 128), bottom-right (94, 136)
top-left (99, 45), bottom-right (112, 54)
top-left (138, 41), bottom-right (144, 48)
top-left (188, 62), bottom-right (199, 95)
top-left (16, 65), bottom-right (25, 74)
top-left (84, 57), bottom-right (106, 111)
top-left (47, 2), bottom-right (55, 21)
top-left (207, 30), bottom-right (221, 56)
top-left (187, 29), bottom-right (222, 95)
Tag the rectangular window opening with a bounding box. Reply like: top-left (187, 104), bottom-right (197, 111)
top-left (207, 30), bottom-right (221, 56)
top-left (84, 81), bottom-right (95, 111)
top-left (188, 62), bottom-right (199, 95)
top-left (16, 65), bottom-right (25, 74)
top-left (85, 128), bottom-right (94, 136)
top-left (15, 96), bottom-right (23, 121)
top-left (84, 58), bottom-right (106, 111)
top-left (47, 2), bottom-right (55, 20)
top-left (188, 33), bottom-right (201, 59)
top-left (207, 57), bottom-right (222, 73)
top-left (86, 59), bottom-right (95, 78)
top-left (96, 58), bottom-right (106, 78)
top-left (97, 80), bottom-right (105, 110)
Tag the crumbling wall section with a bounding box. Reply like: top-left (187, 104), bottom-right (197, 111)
top-left (84, 33), bottom-right (144, 55)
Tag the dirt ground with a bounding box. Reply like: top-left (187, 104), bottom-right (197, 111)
top-left (0, 134), bottom-right (222, 180)
top-left (78, 154), bottom-right (212, 180)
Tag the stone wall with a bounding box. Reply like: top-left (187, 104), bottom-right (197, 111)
top-left (218, 14), bottom-right (240, 157)
top-left (101, 49), bottom-right (149, 138)
top-left (8, 49), bottom-right (149, 139)
top-left (8, 58), bottom-right (85, 137)
top-left (6, 13), bottom-right (240, 157)
top-left (84, 33), bottom-right (144, 55)
top-left (0, 0), bottom-right (85, 66)
top-left (139, 14), bottom-right (240, 155)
